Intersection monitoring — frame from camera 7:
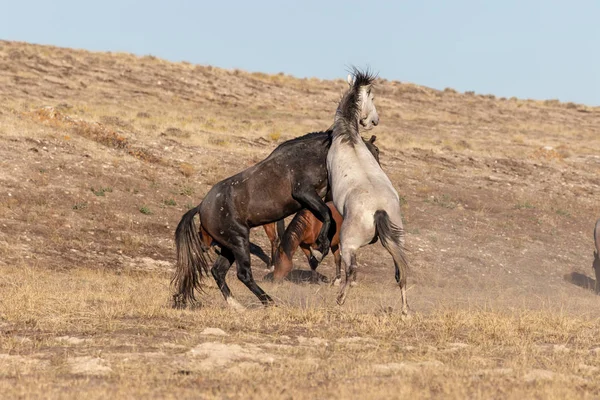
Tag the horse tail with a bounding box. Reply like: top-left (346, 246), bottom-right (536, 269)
top-left (374, 210), bottom-right (408, 287)
top-left (171, 205), bottom-right (210, 308)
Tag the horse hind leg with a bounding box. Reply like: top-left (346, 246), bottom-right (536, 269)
top-left (331, 245), bottom-right (342, 286)
top-left (337, 247), bottom-right (358, 306)
top-left (210, 248), bottom-right (245, 312)
top-left (231, 235), bottom-right (274, 306)
top-left (386, 239), bottom-right (410, 316)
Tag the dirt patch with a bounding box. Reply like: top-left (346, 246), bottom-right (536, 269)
top-left (373, 360), bottom-right (444, 376)
top-left (68, 356), bottom-right (112, 376)
top-left (183, 342), bottom-right (275, 371)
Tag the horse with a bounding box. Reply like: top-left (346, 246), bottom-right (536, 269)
top-left (593, 219), bottom-right (600, 294)
top-left (172, 129), bottom-right (380, 309)
top-left (326, 68), bottom-right (410, 315)
top-left (271, 201), bottom-right (343, 284)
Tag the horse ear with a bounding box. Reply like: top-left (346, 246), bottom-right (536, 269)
top-left (369, 135), bottom-right (376, 143)
top-left (347, 74), bottom-right (354, 86)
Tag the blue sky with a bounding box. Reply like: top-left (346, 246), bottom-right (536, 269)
top-left (2, 0), bottom-right (599, 105)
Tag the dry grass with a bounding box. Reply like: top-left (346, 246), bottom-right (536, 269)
top-left (2, 265), bottom-right (600, 399)
top-left (1, 39), bottom-right (600, 398)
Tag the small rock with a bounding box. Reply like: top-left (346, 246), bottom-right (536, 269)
top-left (523, 369), bottom-right (555, 382)
top-left (68, 356), bottom-right (112, 376)
top-left (200, 328), bottom-right (228, 337)
top-left (56, 336), bottom-right (87, 345)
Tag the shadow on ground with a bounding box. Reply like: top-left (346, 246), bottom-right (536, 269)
top-left (564, 272), bottom-right (597, 294)
top-left (263, 269), bottom-right (330, 284)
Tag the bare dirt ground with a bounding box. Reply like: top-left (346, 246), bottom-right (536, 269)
top-left (1, 40), bottom-right (600, 399)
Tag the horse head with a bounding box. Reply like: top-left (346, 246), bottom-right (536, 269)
top-left (347, 72), bottom-right (379, 130)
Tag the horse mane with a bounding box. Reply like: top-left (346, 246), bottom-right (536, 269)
top-left (281, 211), bottom-right (312, 257)
top-left (273, 129), bottom-right (332, 151)
top-left (333, 67), bottom-right (377, 144)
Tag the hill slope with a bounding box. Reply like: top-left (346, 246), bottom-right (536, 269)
top-left (1, 40), bottom-right (600, 398)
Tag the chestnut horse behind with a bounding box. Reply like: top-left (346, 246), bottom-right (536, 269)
top-left (272, 202), bottom-right (347, 284)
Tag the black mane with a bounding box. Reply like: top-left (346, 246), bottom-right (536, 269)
top-left (273, 129), bottom-right (332, 151)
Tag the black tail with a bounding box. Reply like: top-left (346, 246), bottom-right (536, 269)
top-left (171, 205), bottom-right (209, 308)
top-left (374, 210), bottom-right (408, 286)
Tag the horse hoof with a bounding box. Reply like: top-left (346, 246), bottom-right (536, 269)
top-left (332, 278), bottom-right (342, 287)
top-left (336, 293), bottom-right (347, 306)
top-left (350, 281), bottom-right (358, 287)
top-left (226, 297), bottom-right (246, 312)
top-left (309, 249), bottom-right (323, 262)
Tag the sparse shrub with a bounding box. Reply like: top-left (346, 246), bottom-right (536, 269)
top-left (179, 186), bottom-right (194, 197)
top-left (565, 102), bottom-right (578, 109)
top-left (91, 187), bottom-right (112, 196)
top-left (515, 201), bottom-right (534, 210)
top-left (465, 91), bottom-right (475, 96)
top-left (179, 162), bottom-right (196, 177)
top-left (163, 198), bottom-right (177, 206)
top-left (128, 147), bottom-right (162, 164)
top-left (72, 202), bottom-right (88, 210)
top-left (444, 87), bottom-right (457, 94)
top-left (209, 138), bottom-right (229, 147)
top-left (269, 130), bottom-right (281, 141)
top-left (136, 111), bottom-right (151, 118)
top-left (99, 115), bottom-right (130, 128)
top-left (163, 127), bottom-right (190, 138)
top-left (426, 194), bottom-right (456, 209)
top-left (139, 205), bottom-right (152, 215)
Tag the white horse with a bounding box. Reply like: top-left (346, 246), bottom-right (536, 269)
top-left (327, 68), bottom-right (409, 315)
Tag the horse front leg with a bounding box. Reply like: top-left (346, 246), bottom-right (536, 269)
top-left (292, 187), bottom-right (331, 263)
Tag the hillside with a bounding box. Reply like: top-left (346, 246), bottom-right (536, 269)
top-left (1, 40), bottom-right (600, 398)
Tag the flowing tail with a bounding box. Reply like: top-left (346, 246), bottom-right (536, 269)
top-left (374, 210), bottom-right (408, 287)
top-left (171, 205), bottom-right (210, 308)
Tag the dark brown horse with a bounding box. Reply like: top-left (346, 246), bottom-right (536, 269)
top-left (272, 202), bottom-right (343, 283)
top-left (172, 128), bottom-right (379, 309)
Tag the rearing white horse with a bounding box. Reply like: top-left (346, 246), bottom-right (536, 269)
top-left (327, 68), bottom-right (409, 315)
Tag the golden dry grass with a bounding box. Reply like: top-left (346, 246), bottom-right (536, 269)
top-left (1, 39), bottom-right (600, 398)
top-left (2, 265), bottom-right (600, 399)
